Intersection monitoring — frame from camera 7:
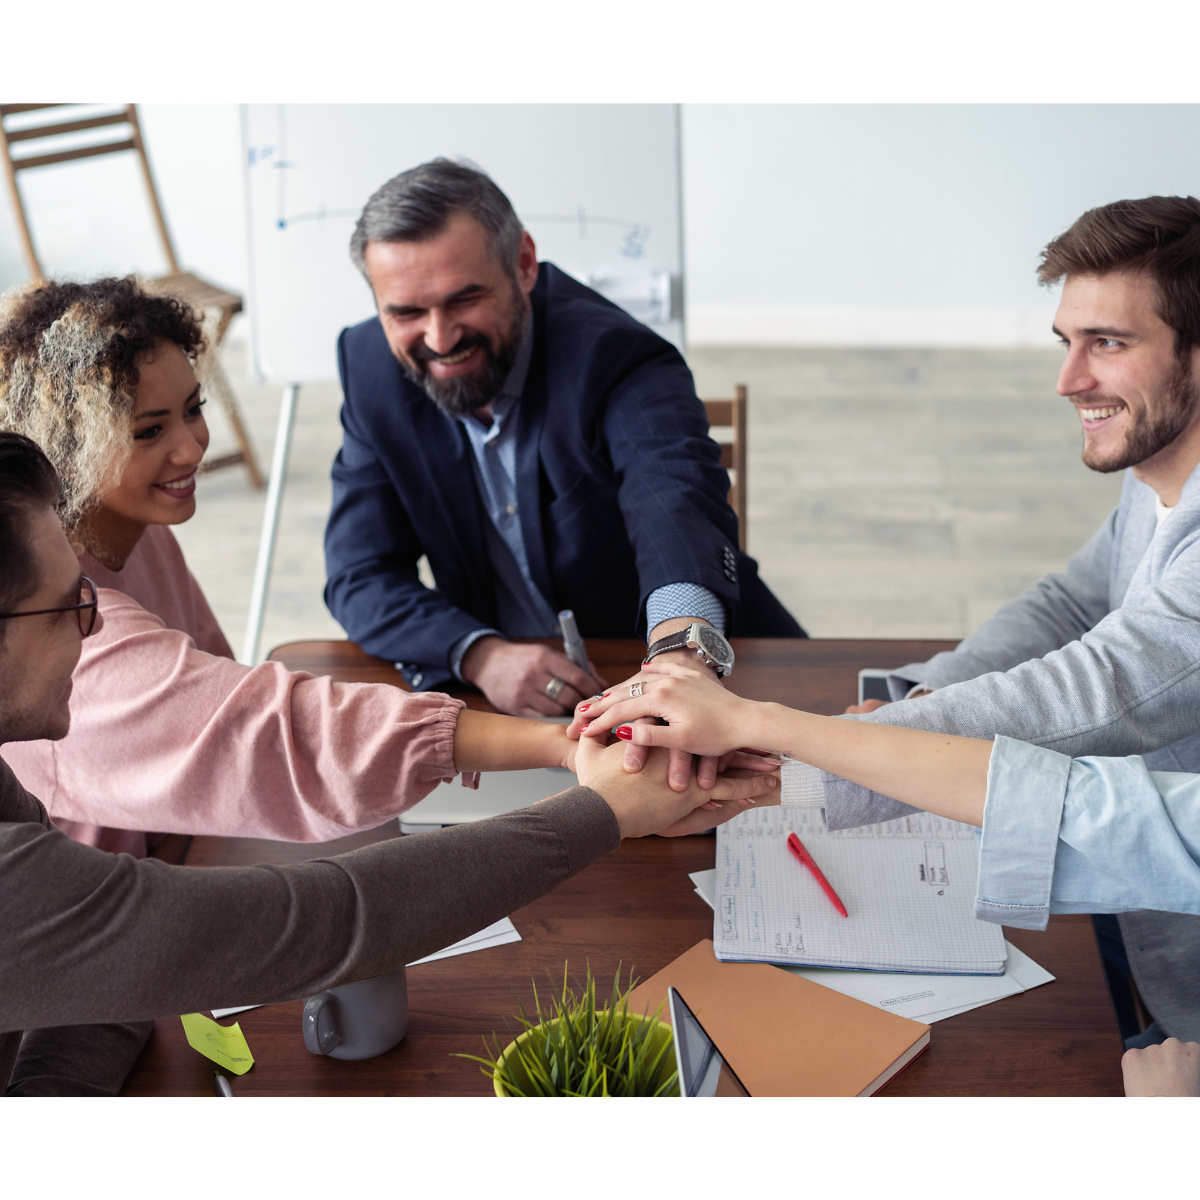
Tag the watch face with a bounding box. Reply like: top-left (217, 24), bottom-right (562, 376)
top-left (695, 624), bottom-right (734, 667)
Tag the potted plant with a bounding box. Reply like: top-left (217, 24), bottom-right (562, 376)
top-left (460, 963), bottom-right (678, 1097)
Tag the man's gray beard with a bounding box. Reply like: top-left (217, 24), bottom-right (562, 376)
top-left (1082, 358), bottom-right (1200, 474)
top-left (402, 301), bottom-right (529, 418)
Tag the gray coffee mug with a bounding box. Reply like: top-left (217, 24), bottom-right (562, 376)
top-left (302, 965), bottom-right (409, 1061)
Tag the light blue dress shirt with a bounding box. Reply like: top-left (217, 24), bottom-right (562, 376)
top-left (447, 326), bottom-right (725, 681)
top-left (975, 736), bottom-right (1200, 930)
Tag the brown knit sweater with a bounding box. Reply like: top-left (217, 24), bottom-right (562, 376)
top-left (0, 756), bottom-right (619, 1095)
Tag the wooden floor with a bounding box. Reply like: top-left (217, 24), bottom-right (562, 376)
top-left (174, 344), bottom-right (1123, 657)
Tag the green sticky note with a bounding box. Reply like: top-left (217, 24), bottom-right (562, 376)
top-left (180, 1012), bottom-right (255, 1076)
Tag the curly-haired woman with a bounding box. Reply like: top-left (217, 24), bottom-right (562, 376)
top-left (0, 278), bottom-right (776, 854)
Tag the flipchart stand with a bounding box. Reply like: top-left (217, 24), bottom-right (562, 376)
top-left (240, 383), bottom-right (300, 665)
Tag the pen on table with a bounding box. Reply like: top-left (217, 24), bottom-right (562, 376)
top-left (558, 609), bottom-right (589, 671)
top-left (214, 1072), bottom-right (235, 1097)
top-left (786, 832), bottom-right (849, 918)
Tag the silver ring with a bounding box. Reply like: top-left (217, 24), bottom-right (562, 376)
top-left (544, 677), bottom-right (566, 702)
top-left (630, 680), bottom-right (644, 698)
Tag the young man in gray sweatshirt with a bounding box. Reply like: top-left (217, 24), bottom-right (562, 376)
top-left (828, 196), bottom-right (1200, 1046)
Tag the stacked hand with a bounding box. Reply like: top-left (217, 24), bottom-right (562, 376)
top-left (567, 660), bottom-right (775, 774)
top-left (571, 729), bottom-right (779, 838)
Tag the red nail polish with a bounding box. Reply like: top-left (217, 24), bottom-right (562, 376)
top-left (615, 725), bottom-right (633, 740)
top-left (602, 692), bottom-right (610, 697)
top-left (579, 703), bottom-right (591, 712)
top-left (581, 722), bottom-right (591, 730)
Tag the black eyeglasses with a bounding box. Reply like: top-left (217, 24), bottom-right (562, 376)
top-left (0, 576), bottom-right (99, 637)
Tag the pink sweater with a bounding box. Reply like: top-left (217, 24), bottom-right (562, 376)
top-left (4, 525), bottom-right (464, 857)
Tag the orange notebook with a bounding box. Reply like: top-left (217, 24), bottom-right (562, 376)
top-left (629, 939), bottom-right (930, 1096)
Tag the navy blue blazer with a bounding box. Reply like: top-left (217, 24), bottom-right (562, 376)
top-left (325, 264), bottom-right (803, 690)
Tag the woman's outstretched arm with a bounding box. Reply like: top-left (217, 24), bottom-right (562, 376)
top-left (578, 664), bottom-right (1200, 927)
top-left (574, 662), bottom-right (993, 826)
top-left (452, 708), bottom-right (575, 772)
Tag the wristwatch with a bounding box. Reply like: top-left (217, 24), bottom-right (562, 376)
top-left (644, 622), bottom-right (735, 677)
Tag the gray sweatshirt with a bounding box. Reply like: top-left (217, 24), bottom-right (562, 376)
top-left (817, 462), bottom-right (1200, 1039)
top-left (824, 463), bottom-right (1200, 829)
top-left (0, 757), bottom-right (618, 1095)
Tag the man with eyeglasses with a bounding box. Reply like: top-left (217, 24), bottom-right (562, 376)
top-left (0, 517), bottom-right (98, 745)
top-left (0, 432), bottom-right (743, 1094)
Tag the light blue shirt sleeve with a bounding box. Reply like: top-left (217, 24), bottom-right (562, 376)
top-left (448, 627), bottom-right (505, 682)
top-left (645, 583), bottom-right (726, 636)
top-left (975, 736), bottom-right (1200, 930)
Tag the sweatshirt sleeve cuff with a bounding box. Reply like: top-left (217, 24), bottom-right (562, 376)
top-left (974, 735), bottom-right (1071, 930)
top-left (424, 695), bottom-right (468, 780)
top-left (781, 758), bottom-right (827, 807)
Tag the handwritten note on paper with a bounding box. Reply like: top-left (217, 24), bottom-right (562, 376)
top-left (713, 807), bottom-right (1006, 974)
top-left (180, 1013), bottom-right (255, 1075)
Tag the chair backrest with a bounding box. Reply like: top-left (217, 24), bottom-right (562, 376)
top-left (0, 103), bottom-right (179, 280)
top-left (702, 384), bottom-right (748, 551)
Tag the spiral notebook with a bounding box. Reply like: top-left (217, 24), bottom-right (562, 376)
top-left (714, 806), bottom-right (1006, 975)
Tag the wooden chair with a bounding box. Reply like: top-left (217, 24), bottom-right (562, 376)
top-left (702, 384), bottom-right (748, 550)
top-left (0, 103), bottom-right (263, 487)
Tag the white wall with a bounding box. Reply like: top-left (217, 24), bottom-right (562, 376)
top-left (683, 104), bottom-right (1200, 345)
top-left (4, 104), bottom-right (1200, 348)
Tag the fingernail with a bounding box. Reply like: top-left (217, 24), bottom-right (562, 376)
top-left (672, 775), bottom-right (687, 787)
top-left (614, 725), bottom-right (632, 740)
top-left (766, 777), bottom-right (777, 787)
top-left (581, 722), bottom-right (591, 730)
top-left (579, 703), bottom-right (591, 712)
top-left (602, 692), bottom-right (610, 698)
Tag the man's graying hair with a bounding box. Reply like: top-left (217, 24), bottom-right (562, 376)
top-left (350, 158), bottom-right (524, 277)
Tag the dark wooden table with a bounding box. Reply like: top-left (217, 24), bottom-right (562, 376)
top-left (122, 638), bottom-right (1124, 1097)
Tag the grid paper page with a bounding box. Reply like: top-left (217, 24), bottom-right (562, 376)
top-left (714, 807), bottom-right (1006, 974)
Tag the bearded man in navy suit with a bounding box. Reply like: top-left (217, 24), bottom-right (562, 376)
top-left (325, 159), bottom-right (803, 783)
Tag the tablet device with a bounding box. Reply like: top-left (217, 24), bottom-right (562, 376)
top-left (667, 986), bottom-right (750, 1097)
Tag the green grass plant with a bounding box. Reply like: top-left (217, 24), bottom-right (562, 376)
top-left (458, 962), bottom-right (679, 1097)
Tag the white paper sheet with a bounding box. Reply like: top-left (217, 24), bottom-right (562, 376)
top-left (408, 917), bottom-right (521, 965)
top-left (689, 869), bottom-right (1053, 1023)
top-left (212, 918), bottom-right (522, 1018)
top-left (712, 808), bottom-right (1007, 974)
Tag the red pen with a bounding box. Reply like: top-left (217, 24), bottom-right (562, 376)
top-left (787, 832), bottom-right (849, 918)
